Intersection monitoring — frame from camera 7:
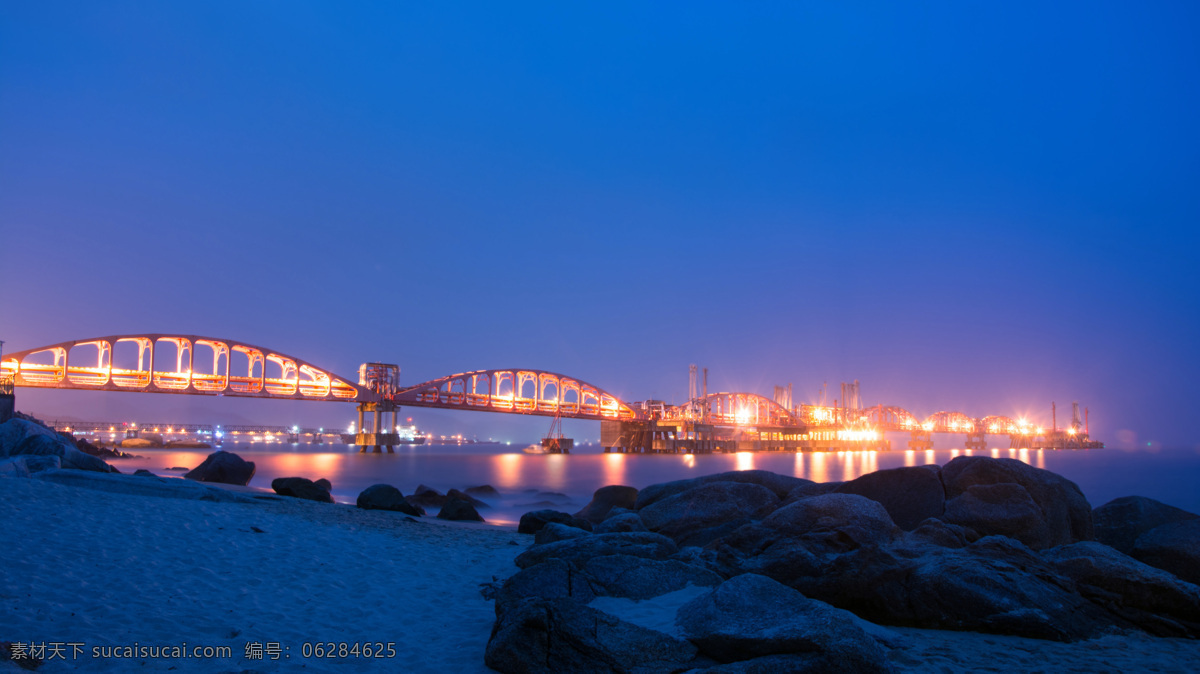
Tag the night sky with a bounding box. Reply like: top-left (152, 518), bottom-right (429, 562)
top-left (2, 2), bottom-right (1198, 448)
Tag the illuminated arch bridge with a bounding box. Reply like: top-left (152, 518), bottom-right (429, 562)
top-left (0, 335), bottom-right (639, 421)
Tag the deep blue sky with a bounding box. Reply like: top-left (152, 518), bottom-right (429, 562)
top-left (2, 2), bottom-right (1198, 447)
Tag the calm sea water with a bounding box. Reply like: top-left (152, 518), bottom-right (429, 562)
top-left (112, 442), bottom-right (1200, 527)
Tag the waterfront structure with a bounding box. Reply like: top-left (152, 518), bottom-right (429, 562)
top-left (1, 333), bottom-right (1103, 454)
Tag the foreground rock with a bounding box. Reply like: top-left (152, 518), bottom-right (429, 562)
top-left (677, 574), bottom-right (889, 671)
top-left (516, 531), bottom-right (678, 570)
top-left (635, 470), bottom-right (812, 510)
top-left (271, 477), bottom-right (333, 503)
top-left (406, 485), bottom-right (448, 509)
top-left (437, 497), bottom-right (484, 522)
top-left (639, 481), bottom-right (779, 547)
top-left (184, 451), bottom-right (256, 486)
top-left (517, 509), bottom-right (591, 535)
top-left (574, 485), bottom-right (639, 524)
top-left (941, 455), bottom-right (1093, 549)
top-left (1043, 541), bottom-right (1200, 638)
top-left (1132, 520), bottom-right (1200, 586)
top-left (356, 484), bottom-right (423, 516)
top-left (1094, 495), bottom-right (1199, 554)
top-left (0, 418), bottom-right (114, 473)
top-left (486, 597), bottom-right (700, 673)
top-left (834, 465), bottom-right (945, 530)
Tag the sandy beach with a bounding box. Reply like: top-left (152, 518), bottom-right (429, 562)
top-left (4, 472), bottom-right (1199, 673)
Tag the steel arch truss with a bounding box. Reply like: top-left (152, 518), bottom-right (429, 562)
top-left (0, 335), bottom-right (374, 402)
top-left (860, 405), bottom-right (920, 430)
top-left (682, 392), bottom-right (797, 427)
top-left (924, 411), bottom-right (976, 433)
top-left (980, 415), bottom-right (1019, 434)
top-left (392, 369), bottom-right (637, 421)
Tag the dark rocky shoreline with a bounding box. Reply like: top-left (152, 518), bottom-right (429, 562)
top-left (487, 460), bottom-right (1200, 673)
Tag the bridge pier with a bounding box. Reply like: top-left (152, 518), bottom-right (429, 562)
top-left (908, 430), bottom-right (933, 451)
top-left (965, 430), bottom-right (987, 451)
top-left (355, 401), bottom-right (400, 453)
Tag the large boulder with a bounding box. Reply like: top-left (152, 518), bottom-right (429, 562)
top-left (406, 484), bottom-right (448, 509)
top-left (485, 597), bottom-right (700, 674)
top-left (1043, 541), bottom-right (1200, 638)
top-left (271, 476), bottom-right (333, 503)
top-left (1132, 520), bottom-right (1200, 586)
top-left (1093, 496), bottom-right (1199, 554)
top-left (573, 485), bottom-right (639, 524)
top-left (0, 419), bottom-right (114, 473)
top-left (639, 481), bottom-right (779, 547)
top-left (518, 509), bottom-right (591, 535)
top-left (0, 454), bottom-right (61, 477)
top-left (438, 497), bottom-right (485, 522)
top-left (356, 484), bottom-right (423, 516)
top-left (535, 522), bottom-right (592, 544)
top-left (580, 554), bottom-right (722, 600)
top-left (676, 574), bottom-right (889, 671)
top-left (593, 512), bottom-right (648, 534)
top-left (515, 531), bottom-right (678, 570)
top-left (184, 451), bottom-right (256, 486)
top-left (446, 488), bottom-right (490, 509)
top-left (834, 465), bottom-right (945, 530)
top-left (464, 484), bottom-right (500, 498)
top-left (941, 455), bottom-right (1093, 549)
top-left (943, 482), bottom-right (1052, 549)
top-left (636, 470), bottom-right (812, 510)
top-left (494, 559), bottom-right (597, 609)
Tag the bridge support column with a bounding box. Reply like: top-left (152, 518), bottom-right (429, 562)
top-left (965, 431), bottom-right (986, 451)
top-left (355, 401), bottom-right (400, 453)
top-left (908, 430), bottom-right (933, 451)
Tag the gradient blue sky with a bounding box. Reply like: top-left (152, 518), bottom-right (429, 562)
top-left (2, 2), bottom-right (1198, 447)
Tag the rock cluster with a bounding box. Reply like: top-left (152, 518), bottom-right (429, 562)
top-left (487, 459), bottom-right (1200, 673)
top-left (272, 476), bottom-right (334, 503)
top-left (352, 482), bottom-right (494, 521)
top-left (0, 418), bottom-right (115, 473)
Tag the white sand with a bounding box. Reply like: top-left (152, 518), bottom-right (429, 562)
top-left (2, 474), bottom-right (524, 673)
top-left (3, 472), bottom-right (1199, 673)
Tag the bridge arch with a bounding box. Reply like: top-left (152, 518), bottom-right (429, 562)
top-left (860, 405), bottom-right (920, 430)
top-left (664, 392), bottom-right (796, 426)
top-left (924, 411), bottom-right (976, 433)
top-left (0, 334), bottom-right (374, 402)
top-left (392, 369), bottom-right (637, 421)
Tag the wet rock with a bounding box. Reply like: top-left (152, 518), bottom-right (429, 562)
top-left (581, 554), bottom-right (721, 600)
top-left (639, 481), bottom-right (780, 547)
top-left (446, 488), bottom-right (490, 509)
top-left (515, 531), bottom-right (678, 570)
top-left (943, 482), bottom-right (1050, 549)
top-left (485, 597), bottom-right (700, 674)
top-left (636, 470), bottom-right (812, 510)
top-left (314, 478), bottom-right (332, 492)
top-left (834, 465), bottom-right (944, 530)
top-left (535, 522), bottom-right (592, 545)
top-left (407, 484), bottom-right (448, 509)
top-left (782, 481), bottom-right (844, 505)
top-left (593, 512), bottom-right (648, 534)
top-left (518, 509), bottom-right (591, 535)
top-left (676, 574), bottom-right (889, 671)
top-left (908, 518), bottom-right (981, 549)
top-left (133, 469), bottom-right (157, 477)
top-left (1043, 541), bottom-right (1200, 638)
top-left (271, 476), bottom-right (334, 503)
top-left (464, 484), bottom-right (500, 498)
top-left (494, 559), bottom-right (596, 610)
top-left (184, 451), bottom-right (256, 486)
top-left (438, 497), bottom-right (485, 522)
top-left (574, 485), bottom-right (639, 524)
top-left (356, 484), bottom-right (423, 516)
top-left (0, 419), bottom-right (115, 473)
top-left (1132, 519), bottom-right (1200, 585)
top-left (1093, 496), bottom-right (1198, 554)
top-left (941, 455), bottom-right (1093, 549)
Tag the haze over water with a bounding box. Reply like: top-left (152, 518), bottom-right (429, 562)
top-left (116, 442), bottom-right (1200, 526)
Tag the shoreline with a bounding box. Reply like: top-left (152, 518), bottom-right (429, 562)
top-left (4, 469), bottom-right (1199, 672)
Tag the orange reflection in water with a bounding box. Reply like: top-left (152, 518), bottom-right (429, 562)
top-left (682, 453), bottom-right (696, 469)
top-left (904, 450), bottom-right (916, 468)
top-left (1035, 449), bottom-right (1045, 469)
top-left (991, 448), bottom-right (1001, 459)
top-left (925, 450), bottom-right (935, 466)
top-left (735, 452), bottom-right (755, 472)
top-left (602, 453), bottom-right (627, 487)
top-left (491, 453), bottom-right (522, 490)
top-left (1018, 448), bottom-right (1030, 465)
top-left (543, 454), bottom-right (567, 491)
top-left (810, 452), bottom-right (828, 484)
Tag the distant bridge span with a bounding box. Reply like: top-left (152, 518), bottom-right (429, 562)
top-left (0, 334), bottom-right (377, 403)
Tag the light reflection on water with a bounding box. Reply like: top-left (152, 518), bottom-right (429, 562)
top-left (112, 443), bottom-right (1200, 523)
